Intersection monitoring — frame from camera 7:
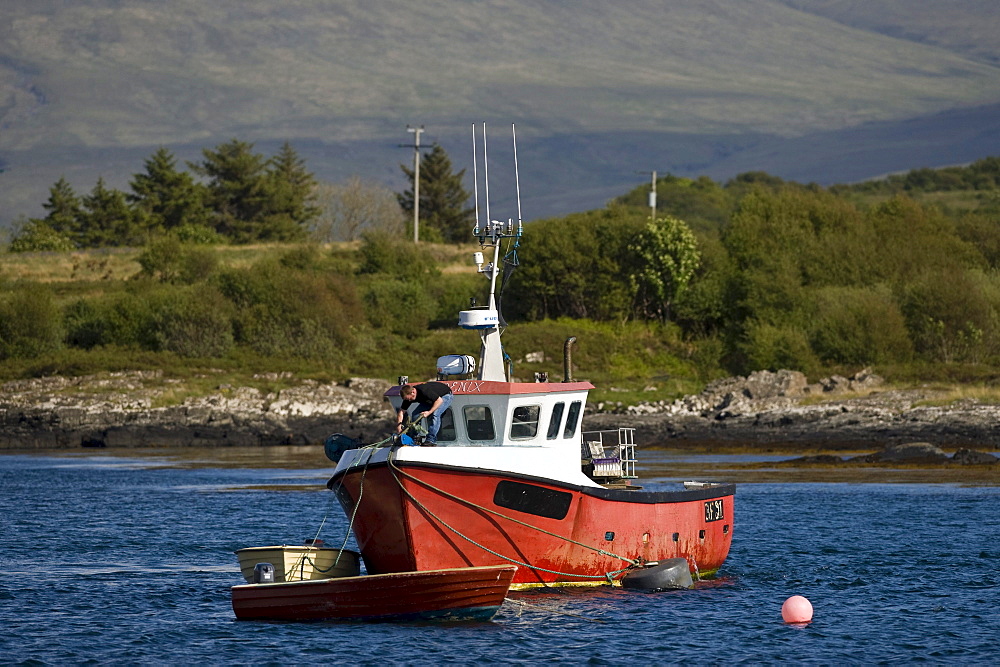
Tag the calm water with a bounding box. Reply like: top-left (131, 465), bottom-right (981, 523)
top-left (1, 452), bottom-right (997, 665)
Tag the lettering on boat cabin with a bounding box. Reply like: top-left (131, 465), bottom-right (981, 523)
top-left (446, 381), bottom-right (486, 393)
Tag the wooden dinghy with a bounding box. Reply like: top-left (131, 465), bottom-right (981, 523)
top-left (234, 545), bottom-right (360, 583)
top-left (231, 565), bottom-right (517, 622)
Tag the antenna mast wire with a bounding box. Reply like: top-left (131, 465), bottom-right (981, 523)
top-left (483, 123), bottom-right (491, 229)
top-left (512, 123), bottom-right (522, 227)
top-left (471, 124), bottom-right (480, 232)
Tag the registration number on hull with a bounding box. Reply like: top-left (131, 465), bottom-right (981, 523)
top-left (704, 499), bottom-right (725, 522)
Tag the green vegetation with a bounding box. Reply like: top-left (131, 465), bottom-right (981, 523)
top-left (2, 158), bottom-right (1000, 403)
top-left (397, 144), bottom-right (475, 243)
top-left (10, 141), bottom-right (319, 251)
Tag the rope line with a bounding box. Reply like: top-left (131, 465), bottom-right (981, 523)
top-left (385, 449), bottom-right (639, 582)
top-left (388, 452), bottom-right (639, 566)
top-left (303, 410), bottom-right (643, 584)
top-left (296, 438), bottom-right (391, 576)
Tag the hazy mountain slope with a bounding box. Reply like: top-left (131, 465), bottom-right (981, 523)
top-left (780, 0), bottom-right (1000, 65)
top-left (1, 0), bottom-right (999, 226)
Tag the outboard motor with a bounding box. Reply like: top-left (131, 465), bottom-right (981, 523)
top-left (621, 558), bottom-right (694, 591)
top-left (253, 562), bottom-right (275, 584)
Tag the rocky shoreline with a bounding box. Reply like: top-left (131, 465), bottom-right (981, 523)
top-left (587, 369), bottom-right (1000, 453)
top-left (1, 369), bottom-right (998, 458)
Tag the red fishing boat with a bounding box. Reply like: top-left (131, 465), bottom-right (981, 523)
top-left (326, 125), bottom-right (734, 588)
top-left (232, 565), bottom-right (517, 622)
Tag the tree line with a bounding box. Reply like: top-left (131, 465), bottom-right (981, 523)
top-left (2, 155), bottom-right (999, 382)
top-left (510, 165), bottom-right (1000, 375)
top-left (9, 139), bottom-right (473, 251)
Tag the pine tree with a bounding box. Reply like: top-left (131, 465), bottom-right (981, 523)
top-left (398, 144), bottom-right (474, 243)
top-left (128, 147), bottom-right (210, 233)
top-left (41, 177), bottom-right (83, 240)
top-left (190, 139), bottom-right (270, 242)
top-left (258, 141), bottom-right (314, 242)
top-left (78, 178), bottom-right (143, 247)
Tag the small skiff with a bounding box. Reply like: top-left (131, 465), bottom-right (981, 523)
top-left (234, 545), bottom-right (360, 583)
top-left (231, 565), bottom-right (517, 622)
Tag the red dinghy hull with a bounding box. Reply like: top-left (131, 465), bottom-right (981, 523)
top-left (231, 565), bottom-right (516, 622)
top-left (331, 462), bottom-right (735, 587)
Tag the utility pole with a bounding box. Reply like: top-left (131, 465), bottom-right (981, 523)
top-left (649, 170), bottom-right (656, 221)
top-left (406, 125), bottom-right (424, 243)
top-left (637, 170), bottom-right (660, 220)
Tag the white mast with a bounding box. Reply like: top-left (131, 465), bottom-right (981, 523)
top-left (471, 124), bottom-right (480, 235)
top-left (458, 123), bottom-right (522, 382)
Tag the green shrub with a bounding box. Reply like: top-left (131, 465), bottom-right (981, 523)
top-left (363, 277), bottom-right (437, 336)
top-left (510, 209), bottom-right (642, 321)
top-left (217, 260), bottom-right (362, 358)
top-left (137, 237), bottom-right (219, 283)
top-left (278, 243), bottom-right (324, 271)
top-left (740, 320), bottom-right (819, 374)
top-left (429, 273), bottom-right (486, 328)
top-left (148, 286), bottom-right (234, 357)
top-left (358, 230), bottom-right (440, 280)
top-left (901, 269), bottom-right (1000, 363)
top-left (0, 282), bottom-right (64, 359)
top-left (8, 219), bottom-right (75, 253)
top-left (172, 223), bottom-right (225, 245)
top-left (64, 290), bottom-right (157, 349)
top-left (809, 285), bottom-right (913, 365)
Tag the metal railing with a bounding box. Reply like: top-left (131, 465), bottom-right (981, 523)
top-left (581, 427), bottom-right (637, 479)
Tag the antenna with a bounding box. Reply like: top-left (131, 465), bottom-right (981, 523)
top-left (483, 123), bottom-right (491, 230)
top-left (512, 123), bottom-right (522, 228)
top-left (471, 124), bottom-right (480, 234)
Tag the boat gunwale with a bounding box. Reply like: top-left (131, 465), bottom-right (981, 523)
top-left (231, 564), bottom-right (517, 591)
top-left (329, 458), bottom-right (736, 503)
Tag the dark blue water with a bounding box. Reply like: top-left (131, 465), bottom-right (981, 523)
top-left (2, 453), bottom-right (997, 665)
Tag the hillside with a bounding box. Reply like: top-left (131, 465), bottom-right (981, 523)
top-left (2, 0), bottom-right (1000, 226)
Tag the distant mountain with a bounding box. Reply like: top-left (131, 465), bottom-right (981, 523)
top-left (2, 0), bottom-right (999, 228)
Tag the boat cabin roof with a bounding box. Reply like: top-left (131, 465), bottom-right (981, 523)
top-left (384, 380), bottom-right (594, 398)
top-left (385, 379), bottom-right (594, 449)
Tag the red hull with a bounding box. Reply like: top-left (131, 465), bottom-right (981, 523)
top-left (231, 565), bottom-right (516, 622)
top-left (331, 462), bottom-right (734, 586)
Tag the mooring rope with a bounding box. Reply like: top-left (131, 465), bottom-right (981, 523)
top-left (299, 436), bottom-right (393, 575)
top-left (385, 448), bottom-right (639, 583)
top-left (299, 413), bottom-right (642, 584)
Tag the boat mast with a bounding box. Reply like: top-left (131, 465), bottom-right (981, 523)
top-left (461, 123), bottom-right (522, 382)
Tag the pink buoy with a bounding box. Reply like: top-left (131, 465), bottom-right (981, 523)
top-left (781, 595), bottom-right (814, 623)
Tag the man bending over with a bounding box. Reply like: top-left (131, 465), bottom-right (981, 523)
top-left (396, 382), bottom-right (454, 445)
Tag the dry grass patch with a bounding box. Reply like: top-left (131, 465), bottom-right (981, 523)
top-left (913, 384), bottom-right (1000, 407)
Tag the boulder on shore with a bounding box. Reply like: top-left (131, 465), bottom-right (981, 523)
top-left (950, 448), bottom-right (998, 465)
top-left (850, 442), bottom-right (949, 463)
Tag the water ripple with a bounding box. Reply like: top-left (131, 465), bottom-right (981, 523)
top-left (1, 457), bottom-right (998, 663)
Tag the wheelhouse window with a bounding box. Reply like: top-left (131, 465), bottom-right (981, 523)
top-left (546, 402), bottom-right (565, 440)
top-left (437, 408), bottom-right (456, 443)
top-left (463, 405), bottom-right (496, 442)
top-left (510, 405), bottom-right (540, 440)
top-left (563, 401), bottom-right (582, 439)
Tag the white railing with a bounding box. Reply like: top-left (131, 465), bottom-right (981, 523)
top-left (581, 428), bottom-right (637, 479)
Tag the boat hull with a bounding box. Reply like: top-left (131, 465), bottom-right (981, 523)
top-left (330, 461), bottom-right (734, 586)
top-left (231, 565), bottom-right (516, 622)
